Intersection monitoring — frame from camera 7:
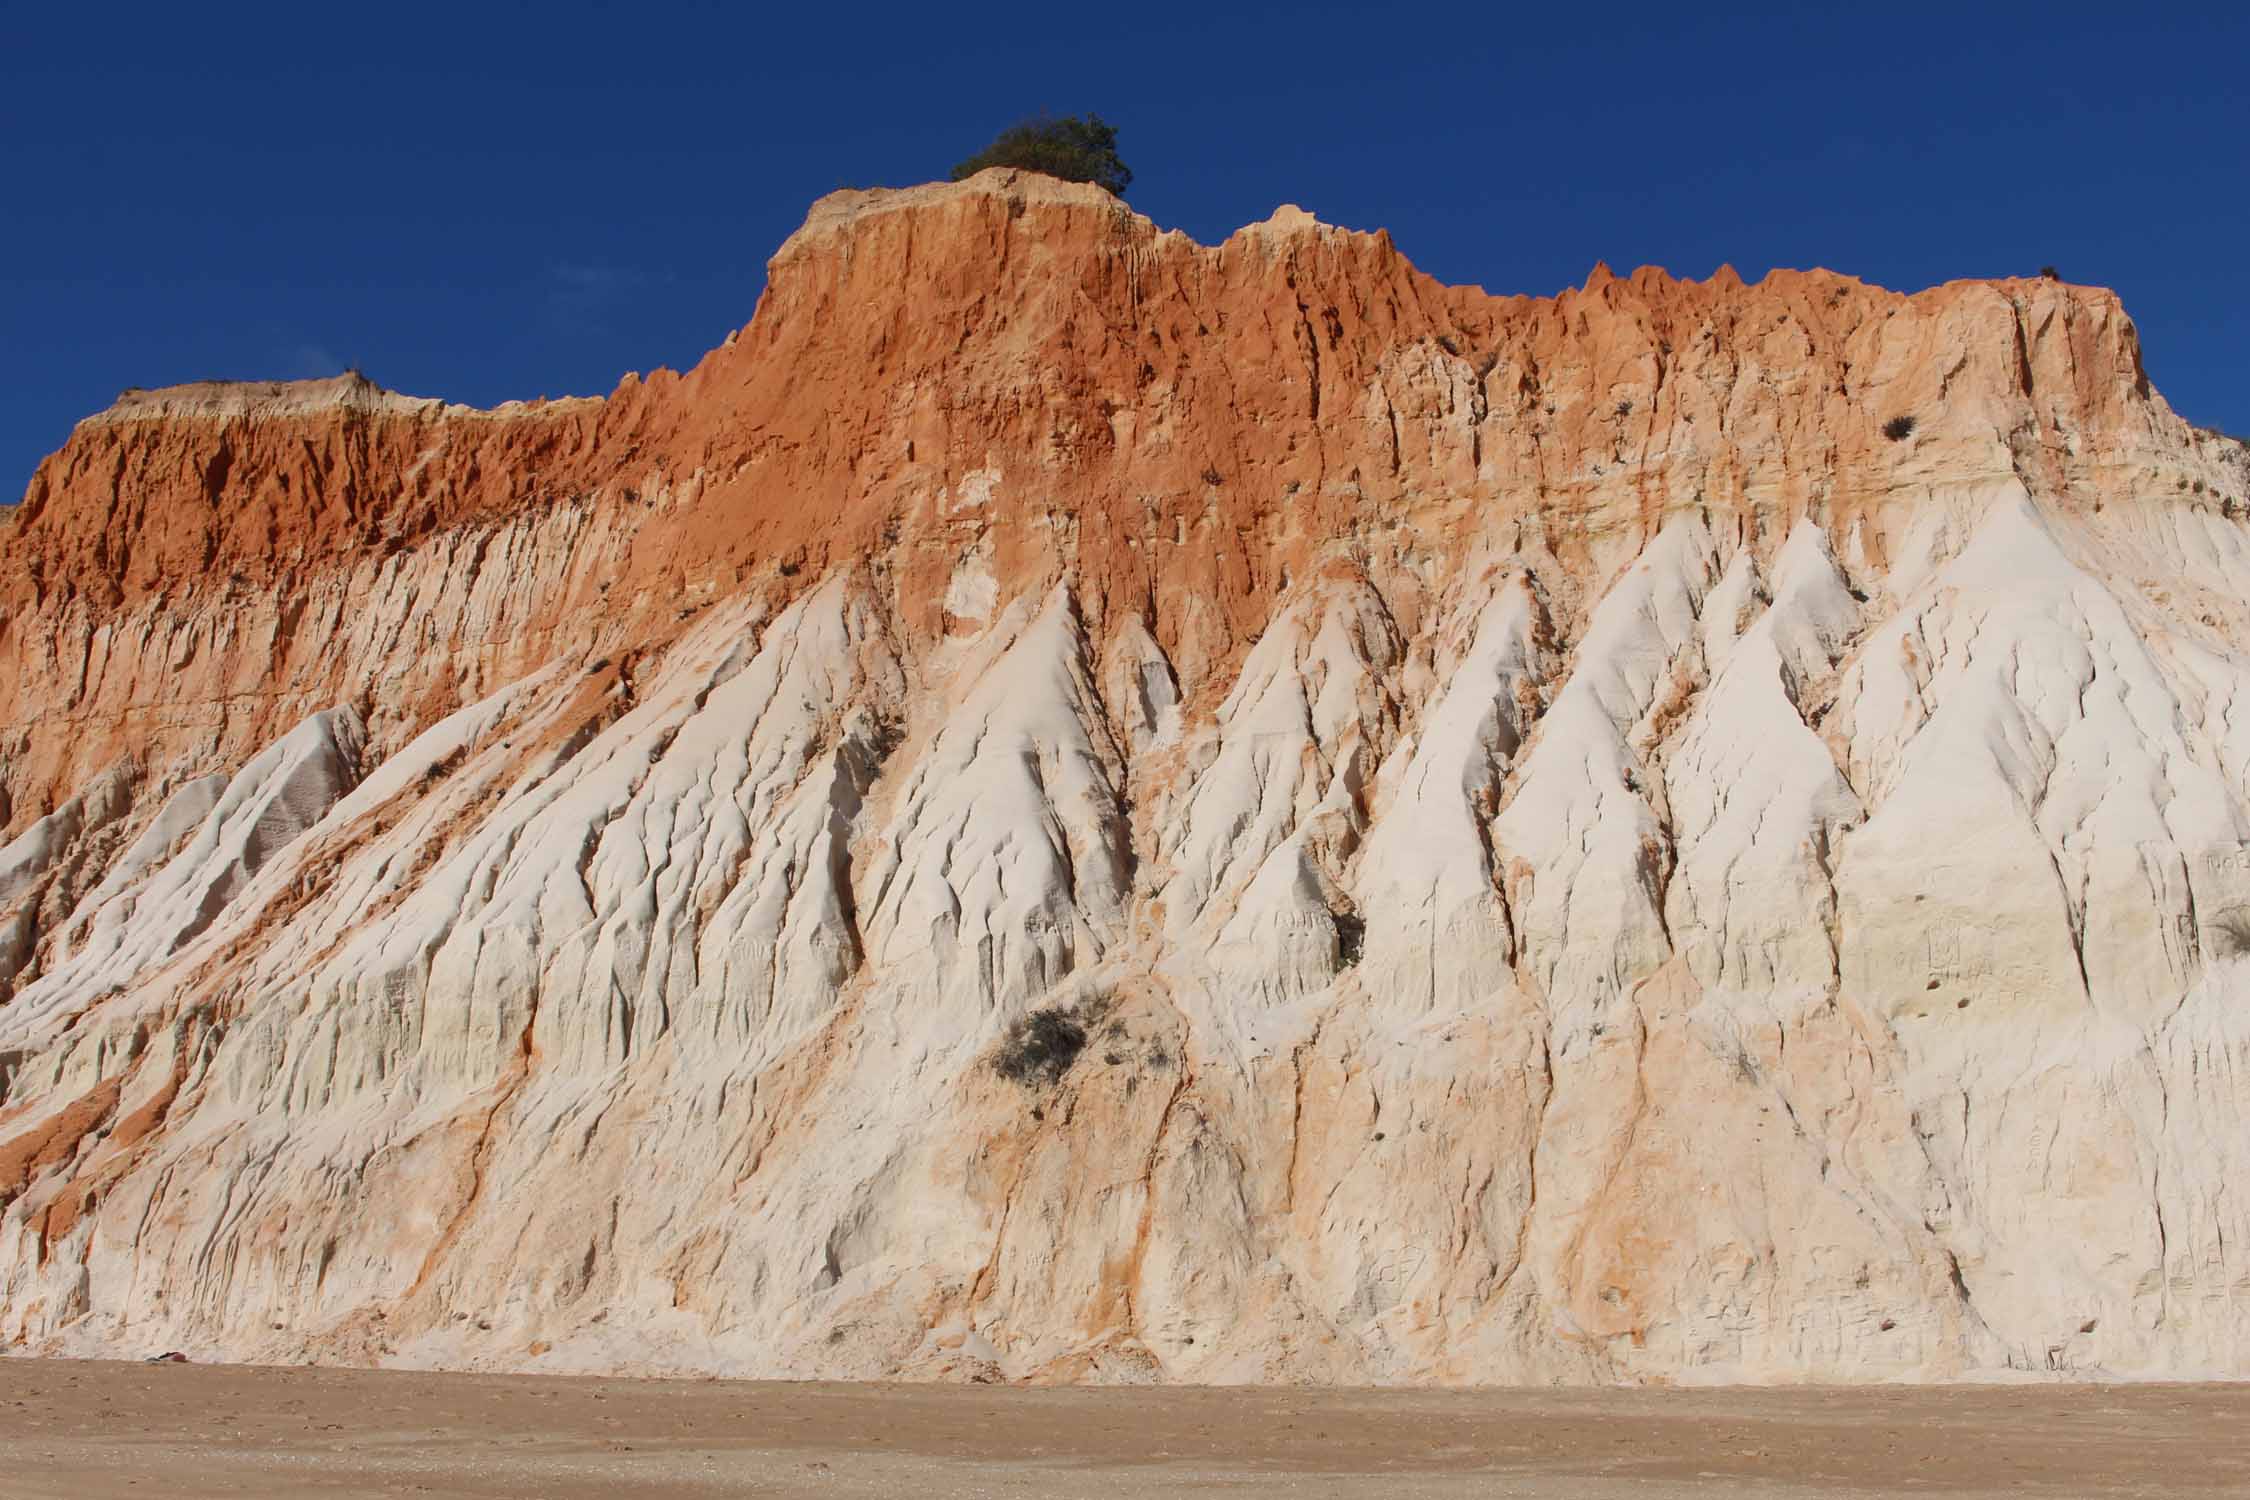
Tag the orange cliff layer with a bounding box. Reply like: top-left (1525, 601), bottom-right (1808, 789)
top-left (5, 168), bottom-right (2231, 835)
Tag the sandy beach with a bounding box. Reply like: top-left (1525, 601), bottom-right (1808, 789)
top-left (0, 1359), bottom-right (2244, 1497)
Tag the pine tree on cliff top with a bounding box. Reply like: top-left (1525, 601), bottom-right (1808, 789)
top-left (951, 114), bottom-right (1132, 197)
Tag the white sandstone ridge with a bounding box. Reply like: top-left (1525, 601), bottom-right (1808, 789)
top-left (8, 470), bottom-right (2250, 1382)
top-left (774, 170), bottom-right (1123, 269)
top-left (86, 372), bottom-right (598, 427)
top-left (774, 167), bottom-right (1351, 268)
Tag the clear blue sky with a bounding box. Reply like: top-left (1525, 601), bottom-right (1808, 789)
top-left (6, 2), bottom-right (2245, 498)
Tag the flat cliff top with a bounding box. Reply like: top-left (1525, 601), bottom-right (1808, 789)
top-left (90, 373), bottom-right (440, 425)
top-left (775, 167), bottom-right (1160, 260)
top-left (87, 372), bottom-right (602, 426)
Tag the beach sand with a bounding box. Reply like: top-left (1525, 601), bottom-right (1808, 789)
top-left (0, 1359), bottom-right (2243, 1497)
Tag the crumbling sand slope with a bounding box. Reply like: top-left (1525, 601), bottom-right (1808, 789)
top-left (1, 170), bottom-right (2247, 1382)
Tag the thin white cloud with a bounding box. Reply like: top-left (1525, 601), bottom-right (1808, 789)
top-left (285, 344), bottom-right (344, 379)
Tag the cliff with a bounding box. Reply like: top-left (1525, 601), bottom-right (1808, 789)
top-left (0, 168), bottom-right (2247, 1381)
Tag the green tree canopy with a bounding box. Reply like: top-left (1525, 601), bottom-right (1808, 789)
top-left (951, 114), bottom-right (1132, 197)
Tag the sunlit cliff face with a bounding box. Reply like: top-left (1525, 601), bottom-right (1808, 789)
top-left (0, 169), bottom-right (2246, 1382)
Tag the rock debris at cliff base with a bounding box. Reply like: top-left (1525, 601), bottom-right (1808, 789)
top-left (0, 169), bottom-right (2247, 1382)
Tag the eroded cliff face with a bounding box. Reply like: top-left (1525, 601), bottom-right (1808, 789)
top-left (1, 169), bottom-right (2248, 1382)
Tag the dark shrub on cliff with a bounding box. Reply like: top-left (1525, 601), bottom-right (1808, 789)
top-left (993, 996), bottom-right (1113, 1086)
top-left (952, 114), bottom-right (1132, 197)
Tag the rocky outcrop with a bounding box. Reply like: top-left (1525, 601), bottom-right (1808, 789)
top-left (0, 170), bottom-right (2247, 1382)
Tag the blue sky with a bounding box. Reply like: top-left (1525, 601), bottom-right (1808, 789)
top-left (5, 2), bottom-right (2245, 498)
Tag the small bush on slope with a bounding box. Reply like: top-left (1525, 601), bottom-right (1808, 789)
top-left (993, 995), bottom-right (1114, 1086)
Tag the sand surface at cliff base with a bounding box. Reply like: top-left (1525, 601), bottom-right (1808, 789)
top-left (0, 1360), bottom-right (2245, 1498)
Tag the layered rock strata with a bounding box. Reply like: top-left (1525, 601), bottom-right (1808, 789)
top-left (1, 170), bottom-right (2247, 1381)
